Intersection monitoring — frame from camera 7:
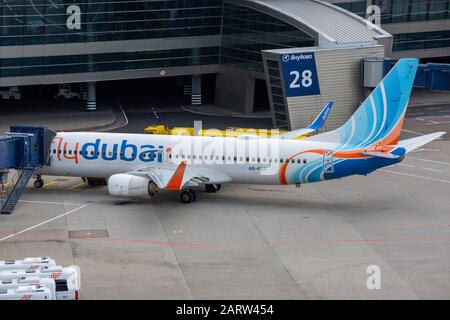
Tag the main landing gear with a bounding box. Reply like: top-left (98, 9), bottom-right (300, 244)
top-left (34, 176), bottom-right (44, 188)
top-left (205, 184), bottom-right (221, 193)
top-left (179, 184), bottom-right (222, 203)
top-left (180, 189), bottom-right (197, 204)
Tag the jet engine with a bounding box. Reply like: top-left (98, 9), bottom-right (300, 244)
top-left (107, 174), bottom-right (159, 198)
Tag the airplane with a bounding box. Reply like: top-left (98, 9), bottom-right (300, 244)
top-left (274, 100), bottom-right (334, 140)
top-left (34, 58), bottom-right (445, 203)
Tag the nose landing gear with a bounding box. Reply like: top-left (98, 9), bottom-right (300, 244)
top-left (34, 176), bottom-right (44, 189)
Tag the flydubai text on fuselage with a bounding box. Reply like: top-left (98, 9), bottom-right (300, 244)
top-left (35, 59), bottom-right (445, 200)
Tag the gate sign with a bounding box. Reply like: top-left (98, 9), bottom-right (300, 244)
top-left (280, 52), bottom-right (320, 97)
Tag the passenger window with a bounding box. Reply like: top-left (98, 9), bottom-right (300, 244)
top-left (303, 159), bottom-right (307, 164)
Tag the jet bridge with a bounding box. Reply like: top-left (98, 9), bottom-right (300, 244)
top-left (0, 126), bottom-right (55, 214)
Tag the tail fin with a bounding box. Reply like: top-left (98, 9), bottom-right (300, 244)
top-left (307, 100), bottom-right (334, 130)
top-left (307, 58), bottom-right (419, 149)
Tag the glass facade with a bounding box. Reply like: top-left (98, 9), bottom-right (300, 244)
top-left (0, 0), bottom-right (223, 46)
top-left (334, 1), bottom-right (368, 17)
top-left (266, 59), bottom-right (289, 129)
top-left (372, 0), bottom-right (450, 23)
top-left (331, 1), bottom-right (450, 54)
top-left (221, 3), bottom-right (315, 73)
top-left (393, 30), bottom-right (450, 50)
top-left (0, 47), bottom-right (219, 77)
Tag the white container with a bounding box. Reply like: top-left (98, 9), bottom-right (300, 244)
top-left (0, 265), bottom-right (81, 300)
top-left (0, 257), bottom-right (56, 271)
top-left (0, 285), bottom-right (53, 300)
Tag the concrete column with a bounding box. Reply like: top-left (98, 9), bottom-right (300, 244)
top-left (183, 77), bottom-right (192, 97)
top-left (191, 74), bottom-right (202, 106)
top-left (86, 82), bottom-right (96, 111)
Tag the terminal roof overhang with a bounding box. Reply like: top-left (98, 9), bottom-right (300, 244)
top-left (226, 0), bottom-right (393, 49)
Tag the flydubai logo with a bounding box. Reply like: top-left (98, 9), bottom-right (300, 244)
top-left (54, 137), bottom-right (164, 164)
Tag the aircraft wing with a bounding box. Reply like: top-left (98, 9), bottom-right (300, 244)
top-left (398, 132), bottom-right (446, 153)
top-left (275, 101), bottom-right (334, 140)
top-left (129, 161), bottom-right (232, 190)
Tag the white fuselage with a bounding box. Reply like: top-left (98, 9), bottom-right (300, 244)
top-left (37, 132), bottom-right (338, 185)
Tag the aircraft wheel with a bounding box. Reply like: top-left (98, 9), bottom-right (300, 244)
top-left (180, 190), bottom-right (193, 204)
top-left (205, 184), bottom-right (221, 193)
top-left (34, 179), bottom-right (44, 189)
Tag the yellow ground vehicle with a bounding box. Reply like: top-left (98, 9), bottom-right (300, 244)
top-left (144, 125), bottom-right (169, 135)
top-left (144, 125), bottom-right (286, 138)
top-left (170, 127), bottom-right (195, 136)
top-left (144, 125), bottom-right (196, 136)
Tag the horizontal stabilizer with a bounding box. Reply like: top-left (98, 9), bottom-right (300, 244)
top-left (361, 151), bottom-right (399, 159)
top-left (398, 132), bottom-right (446, 153)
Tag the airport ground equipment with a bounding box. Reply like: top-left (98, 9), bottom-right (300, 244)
top-left (0, 277), bottom-right (56, 296)
top-left (0, 126), bottom-right (55, 214)
top-left (0, 265), bottom-right (80, 300)
top-left (384, 60), bottom-right (450, 91)
top-left (0, 86), bottom-right (21, 100)
top-left (144, 125), bottom-right (287, 138)
top-left (0, 257), bottom-right (56, 271)
top-left (54, 84), bottom-right (81, 100)
top-left (0, 285), bottom-right (54, 300)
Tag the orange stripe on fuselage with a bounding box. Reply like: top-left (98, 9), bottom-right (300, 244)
top-left (278, 145), bottom-right (397, 185)
top-left (166, 161), bottom-right (187, 190)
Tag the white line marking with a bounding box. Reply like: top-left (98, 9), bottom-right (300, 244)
top-left (422, 167), bottom-right (443, 173)
top-left (426, 121), bottom-right (450, 125)
top-left (399, 164), bottom-right (414, 168)
top-left (116, 101), bottom-right (129, 129)
top-left (401, 129), bottom-right (424, 136)
top-left (380, 170), bottom-right (450, 184)
top-left (409, 112), bottom-right (425, 116)
top-left (410, 148), bottom-right (440, 153)
top-left (0, 205), bottom-right (87, 242)
top-left (416, 118), bottom-right (425, 121)
top-left (425, 107), bottom-right (441, 110)
top-left (19, 200), bottom-right (85, 206)
top-left (408, 157), bottom-right (450, 166)
top-left (437, 110), bottom-right (450, 113)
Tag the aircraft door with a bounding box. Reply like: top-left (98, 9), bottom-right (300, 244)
top-left (323, 150), bottom-right (334, 174)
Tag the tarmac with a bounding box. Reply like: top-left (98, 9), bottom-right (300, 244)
top-left (0, 97), bottom-right (449, 299)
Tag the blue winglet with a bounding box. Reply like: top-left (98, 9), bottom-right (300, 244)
top-left (307, 101), bottom-right (334, 131)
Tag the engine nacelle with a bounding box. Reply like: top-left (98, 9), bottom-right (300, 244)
top-left (107, 174), bottom-right (159, 198)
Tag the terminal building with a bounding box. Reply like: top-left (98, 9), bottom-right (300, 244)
top-left (0, 0), bottom-right (448, 130)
